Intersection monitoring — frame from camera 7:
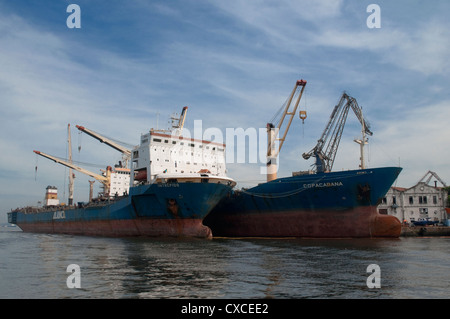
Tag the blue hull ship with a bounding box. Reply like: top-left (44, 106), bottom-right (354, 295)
top-left (9, 177), bottom-right (234, 238)
top-left (204, 167), bottom-right (403, 238)
top-left (7, 108), bottom-right (236, 238)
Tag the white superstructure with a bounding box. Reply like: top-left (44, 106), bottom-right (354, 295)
top-left (131, 131), bottom-right (227, 185)
top-left (44, 185), bottom-right (60, 206)
top-left (106, 167), bottom-right (131, 197)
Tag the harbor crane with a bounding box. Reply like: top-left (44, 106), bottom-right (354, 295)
top-left (76, 125), bottom-right (132, 168)
top-left (418, 170), bottom-right (447, 188)
top-left (267, 80), bottom-right (307, 181)
top-left (33, 150), bottom-right (112, 197)
top-left (302, 92), bottom-right (373, 173)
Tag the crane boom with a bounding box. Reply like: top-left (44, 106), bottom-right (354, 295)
top-left (169, 106), bottom-right (188, 136)
top-left (33, 150), bottom-right (111, 194)
top-left (178, 106), bottom-right (188, 133)
top-left (302, 92), bottom-right (372, 173)
top-left (75, 125), bottom-right (131, 156)
top-left (266, 79), bottom-right (307, 181)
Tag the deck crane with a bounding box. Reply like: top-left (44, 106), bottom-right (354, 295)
top-left (169, 106), bottom-right (188, 136)
top-left (33, 150), bottom-right (112, 197)
top-left (267, 80), bottom-right (307, 182)
top-left (302, 92), bottom-right (373, 173)
top-left (75, 125), bottom-right (132, 168)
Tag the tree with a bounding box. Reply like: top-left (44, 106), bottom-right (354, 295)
top-left (444, 186), bottom-right (450, 207)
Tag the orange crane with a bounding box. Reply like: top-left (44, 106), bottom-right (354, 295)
top-left (266, 79), bottom-right (307, 181)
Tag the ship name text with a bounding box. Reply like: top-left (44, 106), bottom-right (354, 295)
top-left (303, 181), bottom-right (343, 189)
top-left (53, 211), bottom-right (66, 220)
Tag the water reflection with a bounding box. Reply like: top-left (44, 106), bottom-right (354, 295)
top-left (1, 228), bottom-right (449, 299)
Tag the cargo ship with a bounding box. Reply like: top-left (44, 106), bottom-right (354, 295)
top-left (204, 167), bottom-right (402, 238)
top-left (204, 80), bottom-right (403, 238)
top-left (7, 107), bottom-right (235, 238)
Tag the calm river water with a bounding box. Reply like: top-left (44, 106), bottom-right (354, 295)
top-left (1, 227), bottom-right (448, 300)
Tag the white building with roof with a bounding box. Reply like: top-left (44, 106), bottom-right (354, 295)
top-left (378, 171), bottom-right (449, 224)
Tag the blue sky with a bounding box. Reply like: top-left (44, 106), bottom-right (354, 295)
top-left (1, 0), bottom-right (449, 220)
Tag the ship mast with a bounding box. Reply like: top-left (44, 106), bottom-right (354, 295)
top-left (353, 107), bottom-right (368, 169)
top-left (68, 124), bottom-right (74, 206)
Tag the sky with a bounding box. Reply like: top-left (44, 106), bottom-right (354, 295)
top-left (1, 0), bottom-right (449, 221)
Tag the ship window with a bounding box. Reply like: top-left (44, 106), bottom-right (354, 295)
top-left (153, 138), bottom-right (161, 142)
top-left (172, 141), bottom-right (176, 144)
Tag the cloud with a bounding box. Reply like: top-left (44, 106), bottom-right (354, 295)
top-left (0, 0), bottom-right (449, 221)
top-left (365, 99), bottom-right (450, 185)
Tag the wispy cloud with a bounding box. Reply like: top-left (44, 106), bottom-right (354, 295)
top-left (0, 0), bottom-right (449, 218)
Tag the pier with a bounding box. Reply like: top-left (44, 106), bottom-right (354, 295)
top-left (401, 226), bottom-right (450, 237)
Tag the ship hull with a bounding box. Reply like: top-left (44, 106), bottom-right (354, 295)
top-left (17, 218), bottom-right (212, 238)
top-left (204, 167), bottom-right (402, 238)
top-left (9, 180), bottom-right (233, 238)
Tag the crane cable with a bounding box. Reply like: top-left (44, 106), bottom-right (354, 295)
top-left (34, 154), bottom-right (38, 181)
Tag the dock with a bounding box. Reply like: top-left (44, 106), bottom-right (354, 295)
top-left (401, 226), bottom-right (450, 237)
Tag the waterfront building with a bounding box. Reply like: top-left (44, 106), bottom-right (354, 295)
top-left (378, 171), bottom-right (449, 224)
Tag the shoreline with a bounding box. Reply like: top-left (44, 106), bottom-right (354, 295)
top-left (401, 226), bottom-right (450, 237)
